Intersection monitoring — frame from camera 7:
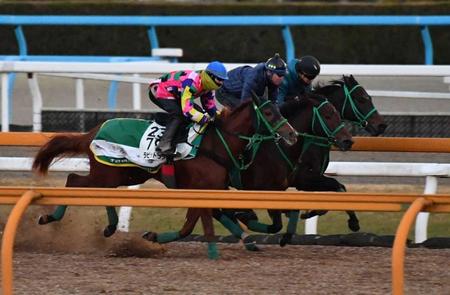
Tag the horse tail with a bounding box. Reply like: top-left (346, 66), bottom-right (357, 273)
top-left (32, 127), bottom-right (98, 175)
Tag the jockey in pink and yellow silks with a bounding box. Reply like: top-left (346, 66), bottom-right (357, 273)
top-left (148, 61), bottom-right (228, 156)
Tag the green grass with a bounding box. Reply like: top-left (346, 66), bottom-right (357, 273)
top-left (0, 182), bottom-right (449, 241)
top-left (127, 207), bottom-right (450, 240)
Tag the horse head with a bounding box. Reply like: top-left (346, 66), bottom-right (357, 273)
top-left (281, 93), bottom-right (353, 151)
top-left (253, 90), bottom-right (298, 145)
top-left (315, 75), bottom-right (387, 136)
top-left (215, 92), bottom-right (297, 150)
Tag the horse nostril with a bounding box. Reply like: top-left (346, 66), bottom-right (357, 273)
top-left (343, 139), bottom-right (354, 150)
top-left (379, 124), bottom-right (387, 133)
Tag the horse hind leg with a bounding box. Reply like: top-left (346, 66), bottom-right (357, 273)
top-left (143, 208), bottom-right (200, 244)
top-left (38, 173), bottom-right (87, 226)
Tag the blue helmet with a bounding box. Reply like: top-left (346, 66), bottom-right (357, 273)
top-left (205, 61), bottom-right (228, 80)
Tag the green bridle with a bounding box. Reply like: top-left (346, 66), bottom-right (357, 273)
top-left (342, 83), bottom-right (377, 128)
top-left (214, 100), bottom-right (290, 171)
top-left (275, 99), bottom-right (346, 173)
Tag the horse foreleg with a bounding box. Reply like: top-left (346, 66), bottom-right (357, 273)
top-left (280, 210), bottom-right (299, 247)
top-left (236, 210), bottom-right (280, 234)
top-left (212, 209), bottom-right (260, 252)
top-left (103, 206), bottom-right (118, 237)
top-left (200, 209), bottom-right (219, 260)
top-left (337, 186), bottom-right (360, 232)
top-left (346, 210), bottom-right (360, 232)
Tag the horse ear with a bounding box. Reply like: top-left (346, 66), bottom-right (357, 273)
top-left (251, 90), bottom-right (262, 106)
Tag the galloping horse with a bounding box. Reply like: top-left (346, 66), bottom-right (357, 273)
top-left (144, 93), bottom-right (354, 250)
top-left (212, 75), bottom-right (387, 248)
top-left (292, 75), bottom-right (387, 231)
top-left (33, 94), bottom-right (298, 259)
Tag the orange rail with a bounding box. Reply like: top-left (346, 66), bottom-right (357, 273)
top-left (0, 187), bottom-right (449, 295)
top-left (1, 132), bottom-right (450, 153)
top-left (392, 198), bottom-right (433, 295)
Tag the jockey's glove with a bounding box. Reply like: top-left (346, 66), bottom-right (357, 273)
top-left (199, 113), bottom-right (212, 125)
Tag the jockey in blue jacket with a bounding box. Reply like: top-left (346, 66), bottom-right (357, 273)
top-left (277, 55), bottom-right (321, 105)
top-left (216, 53), bottom-right (287, 109)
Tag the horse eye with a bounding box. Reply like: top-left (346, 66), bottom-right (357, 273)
top-left (264, 109), bottom-right (273, 116)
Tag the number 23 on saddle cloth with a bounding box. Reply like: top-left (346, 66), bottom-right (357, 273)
top-left (90, 118), bottom-right (207, 172)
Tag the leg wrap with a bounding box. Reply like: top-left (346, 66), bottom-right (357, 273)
top-left (51, 205), bottom-right (68, 220)
top-left (156, 231), bottom-right (180, 243)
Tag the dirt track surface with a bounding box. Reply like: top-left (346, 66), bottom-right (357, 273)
top-left (9, 243), bottom-right (450, 295)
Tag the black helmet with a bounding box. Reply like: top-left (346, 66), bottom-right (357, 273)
top-left (265, 53), bottom-right (287, 76)
top-left (295, 55), bottom-right (321, 79)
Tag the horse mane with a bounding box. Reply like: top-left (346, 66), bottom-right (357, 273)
top-left (216, 100), bottom-right (253, 125)
top-left (279, 93), bottom-right (327, 118)
top-left (314, 77), bottom-right (345, 94)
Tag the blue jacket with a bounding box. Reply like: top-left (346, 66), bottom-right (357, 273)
top-left (221, 63), bottom-right (279, 103)
top-left (277, 59), bottom-right (312, 105)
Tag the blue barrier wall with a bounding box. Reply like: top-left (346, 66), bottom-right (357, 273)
top-left (1, 15), bottom-right (450, 64)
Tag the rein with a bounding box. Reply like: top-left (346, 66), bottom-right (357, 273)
top-left (209, 100), bottom-right (289, 171)
top-left (275, 99), bottom-right (344, 177)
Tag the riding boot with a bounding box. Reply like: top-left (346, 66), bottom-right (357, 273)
top-left (156, 118), bottom-right (181, 156)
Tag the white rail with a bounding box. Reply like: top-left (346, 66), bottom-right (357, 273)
top-left (1, 62), bottom-right (450, 131)
top-left (1, 156), bottom-right (448, 243)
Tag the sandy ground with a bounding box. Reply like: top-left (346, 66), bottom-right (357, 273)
top-left (1, 176), bottom-right (450, 295)
top-left (7, 243), bottom-right (450, 295)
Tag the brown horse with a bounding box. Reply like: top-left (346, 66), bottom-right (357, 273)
top-left (145, 92), bottom-right (354, 250)
top-left (32, 94), bottom-right (297, 259)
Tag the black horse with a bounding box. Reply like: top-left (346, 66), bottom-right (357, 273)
top-left (293, 75), bottom-right (387, 228)
top-left (216, 75), bottom-right (387, 248)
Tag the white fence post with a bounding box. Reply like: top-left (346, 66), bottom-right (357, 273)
top-left (415, 176), bottom-right (438, 243)
top-left (1, 73), bottom-right (9, 131)
top-left (75, 78), bottom-right (85, 109)
top-left (27, 73), bottom-right (43, 132)
top-left (305, 215), bottom-right (319, 235)
top-left (132, 74), bottom-right (141, 110)
top-left (117, 184), bottom-right (139, 232)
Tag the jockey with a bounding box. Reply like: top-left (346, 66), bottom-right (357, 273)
top-left (148, 61), bottom-right (228, 156)
top-left (277, 55), bottom-right (321, 105)
top-left (216, 53), bottom-right (287, 109)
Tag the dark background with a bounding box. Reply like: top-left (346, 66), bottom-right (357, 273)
top-left (0, 1), bottom-right (449, 64)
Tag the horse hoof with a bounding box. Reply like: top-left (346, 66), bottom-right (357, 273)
top-left (142, 231), bottom-right (157, 242)
top-left (38, 215), bottom-right (55, 225)
top-left (280, 234), bottom-right (293, 247)
top-left (103, 225), bottom-right (117, 238)
top-left (207, 243), bottom-right (219, 260)
top-left (244, 242), bottom-right (261, 252)
top-left (243, 237), bottom-right (261, 251)
top-left (348, 220), bottom-right (360, 232)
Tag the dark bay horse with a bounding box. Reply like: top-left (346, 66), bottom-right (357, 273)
top-left (144, 93), bottom-right (354, 250)
top-left (291, 75), bottom-right (387, 231)
top-left (33, 94), bottom-right (298, 259)
top-left (214, 75), bottom-right (387, 248)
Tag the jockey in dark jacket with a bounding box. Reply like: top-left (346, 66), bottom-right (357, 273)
top-left (277, 55), bottom-right (321, 105)
top-left (216, 53), bottom-right (287, 109)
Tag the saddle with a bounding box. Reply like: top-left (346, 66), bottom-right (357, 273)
top-left (89, 117), bottom-right (207, 171)
top-left (152, 112), bottom-right (192, 147)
